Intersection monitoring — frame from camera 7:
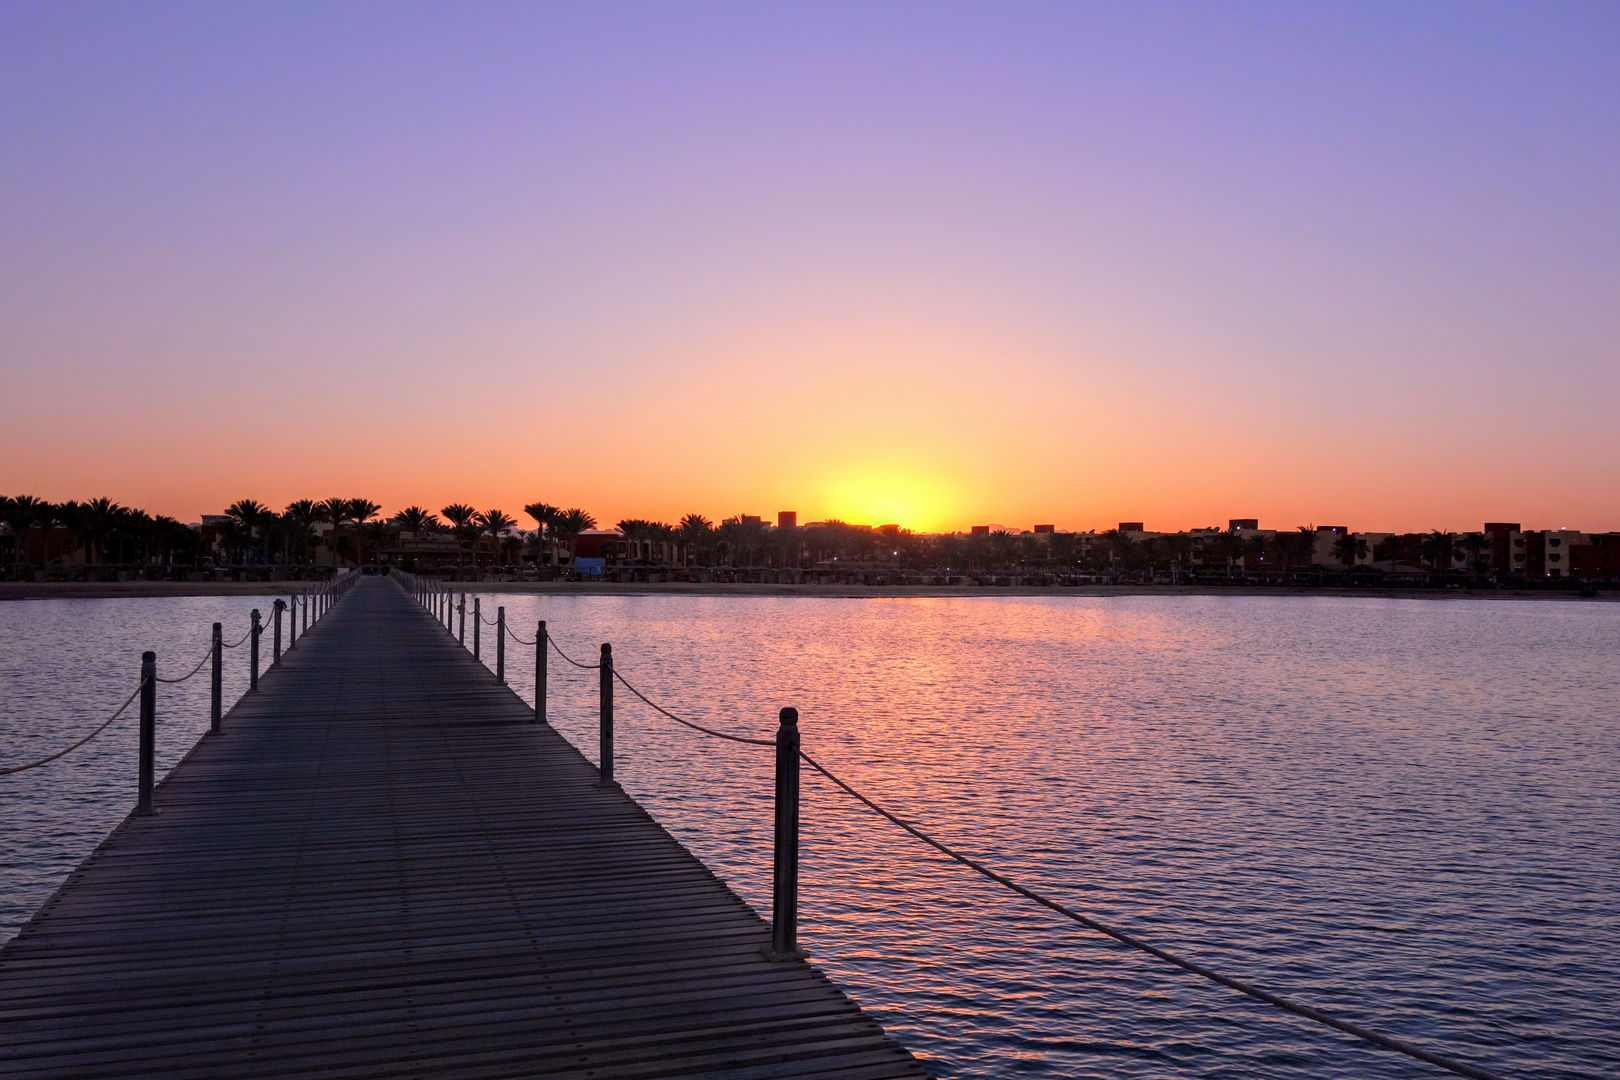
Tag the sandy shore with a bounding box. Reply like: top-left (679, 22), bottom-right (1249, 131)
top-left (3, 580), bottom-right (1605, 602)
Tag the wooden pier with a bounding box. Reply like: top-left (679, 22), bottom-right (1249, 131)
top-left (0, 577), bottom-right (929, 1080)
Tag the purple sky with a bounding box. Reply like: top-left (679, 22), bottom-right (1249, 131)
top-left (3, 3), bottom-right (1617, 531)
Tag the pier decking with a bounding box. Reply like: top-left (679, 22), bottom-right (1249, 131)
top-left (0, 577), bottom-right (929, 1079)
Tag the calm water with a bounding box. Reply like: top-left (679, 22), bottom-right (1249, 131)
top-left (2, 592), bottom-right (1616, 1078)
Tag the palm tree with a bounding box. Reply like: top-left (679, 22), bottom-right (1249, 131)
top-left (347, 499), bottom-right (381, 526)
top-left (1, 494), bottom-right (47, 566)
top-left (1332, 532), bottom-right (1369, 576)
top-left (339, 499), bottom-right (380, 564)
top-left (1244, 532), bottom-right (1271, 575)
top-left (617, 519), bottom-right (660, 562)
top-left (1376, 533), bottom-right (1408, 572)
top-left (1459, 532), bottom-right (1490, 580)
top-left (441, 504), bottom-right (478, 566)
top-left (524, 502), bottom-right (560, 565)
top-left (394, 506), bottom-right (439, 536)
top-left (228, 499), bottom-right (277, 563)
top-left (1288, 526), bottom-right (1318, 577)
top-left (554, 508), bottom-right (596, 564)
top-left (1422, 530), bottom-right (1459, 575)
top-left (284, 500), bottom-right (321, 565)
top-left (678, 514), bottom-right (713, 566)
top-left (476, 509), bottom-right (517, 566)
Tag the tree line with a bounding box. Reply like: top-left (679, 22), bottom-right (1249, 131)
top-left (1, 492), bottom-right (1503, 578)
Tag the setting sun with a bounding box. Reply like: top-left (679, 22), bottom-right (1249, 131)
top-left (815, 464), bottom-right (964, 532)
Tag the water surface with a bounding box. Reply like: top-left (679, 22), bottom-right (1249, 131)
top-left (3, 592), bottom-right (1616, 1078)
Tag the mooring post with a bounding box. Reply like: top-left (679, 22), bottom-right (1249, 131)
top-left (458, 593), bottom-right (466, 646)
top-left (137, 651), bottom-right (156, 815)
top-left (273, 599), bottom-right (284, 665)
top-left (249, 609), bottom-right (261, 690)
top-left (209, 622), bottom-right (222, 735)
top-left (473, 597), bottom-right (482, 662)
top-left (766, 706), bottom-right (804, 960)
top-left (535, 620), bottom-right (547, 724)
top-left (496, 606), bottom-right (505, 683)
top-left (598, 643), bottom-right (614, 786)
top-left (288, 595), bottom-right (297, 648)
top-left (303, 590), bottom-right (309, 634)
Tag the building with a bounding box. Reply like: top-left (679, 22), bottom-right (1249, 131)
top-left (572, 529), bottom-right (626, 562)
top-left (1570, 534), bottom-right (1620, 578)
top-left (1033, 524), bottom-right (1055, 534)
top-left (1118, 522), bottom-right (1144, 532)
top-left (1229, 518), bottom-right (1259, 531)
top-left (1528, 530), bottom-right (1585, 578)
top-left (777, 511), bottom-right (797, 529)
top-left (970, 525), bottom-right (990, 537)
top-left (1483, 523), bottom-right (1522, 574)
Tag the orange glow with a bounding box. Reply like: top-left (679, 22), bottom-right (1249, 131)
top-left (815, 463), bottom-right (966, 533)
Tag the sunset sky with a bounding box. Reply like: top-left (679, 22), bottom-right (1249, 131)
top-left (3, 3), bottom-right (1616, 533)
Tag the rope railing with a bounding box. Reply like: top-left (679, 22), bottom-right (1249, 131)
top-left (549, 636), bottom-right (600, 670)
top-left (2, 571), bottom-right (356, 787)
top-left (386, 572), bottom-right (1512, 1080)
top-left (796, 748), bottom-right (1507, 1080)
top-left (612, 668), bottom-right (775, 747)
top-left (155, 644), bottom-right (214, 684)
top-left (0, 679), bottom-right (145, 776)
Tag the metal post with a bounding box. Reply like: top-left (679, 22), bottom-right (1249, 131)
top-left (598, 643), bottom-right (614, 786)
top-left (767, 707), bottom-right (804, 960)
top-left (535, 620), bottom-right (547, 724)
top-left (209, 623), bottom-right (223, 735)
top-left (458, 593), bottom-right (466, 645)
top-left (496, 606), bottom-right (505, 683)
top-left (288, 595), bottom-right (297, 648)
top-left (137, 651), bottom-right (156, 815)
top-left (273, 599), bottom-right (284, 665)
top-left (473, 597), bottom-right (482, 662)
top-left (250, 609), bottom-right (261, 690)
top-left (303, 591), bottom-right (309, 634)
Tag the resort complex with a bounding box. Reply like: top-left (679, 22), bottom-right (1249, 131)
top-left (2, 496), bottom-right (1615, 587)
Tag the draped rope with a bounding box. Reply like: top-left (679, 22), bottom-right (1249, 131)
top-left (796, 748), bottom-right (1507, 1080)
top-left (611, 668), bottom-right (775, 747)
top-left (0, 680), bottom-right (146, 776)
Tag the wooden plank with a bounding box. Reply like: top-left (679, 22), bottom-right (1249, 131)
top-left (0, 577), bottom-right (930, 1080)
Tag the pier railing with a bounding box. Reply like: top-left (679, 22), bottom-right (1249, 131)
top-left (1, 571), bottom-right (361, 804)
top-left (395, 570), bottom-right (1512, 1080)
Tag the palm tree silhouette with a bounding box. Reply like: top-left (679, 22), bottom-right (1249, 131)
top-left (1332, 532), bottom-right (1369, 575)
top-left (617, 519), bottom-right (662, 563)
top-left (395, 506), bottom-right (439, 535)
top-left (0, 495), bottom-right (47, 566)
top-left (441, 504), bottom-right (478, 567)
top-left (1422, 531), bottom-right (1459, 576)
top-left (476, 509), bottom-right (517, 566)
top-left (226, 499), bottom-right (275, 563)
top-left (524, 502), bottom-right (559, 565)
top-left (554, 508), bottom-right (596, 564)
top-left (284, 500), bottom-right (321, 565)
top-left (678, 514), bottom-right (713, 567)
top-left (345, 500), bottom-right (382, 565)
top-left (1376, 533), bottom-right (1408, 572)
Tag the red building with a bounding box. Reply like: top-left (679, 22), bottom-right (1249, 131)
top-left (1570, 534), bottom-right (1620, 578)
